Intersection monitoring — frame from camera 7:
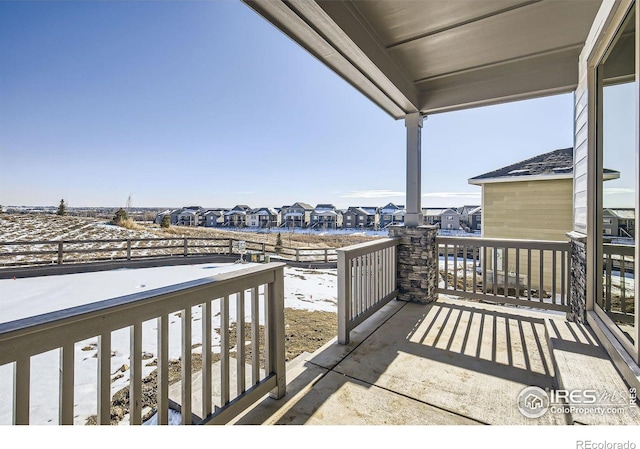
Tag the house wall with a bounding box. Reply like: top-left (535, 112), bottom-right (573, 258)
top-left (483, 179), bottom-right (573, 241)
top-left (483, 178), bottom-right (573, 292)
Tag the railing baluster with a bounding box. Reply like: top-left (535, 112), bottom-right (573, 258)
top-left (202, 301), bottom-right (212, 417)
top-left (473, 246), bottom-right (477, 294)
top-left (251, 287), bottom-right (260, 385)
top-left (237, 291), bottom-right (246, 396)
top-left (13, 357), bottom-right (30, 425)
top-left (527, 249), bottom-right (532, 301)
top-left (263, 287), bottom-right (272, 377)
top-left (605, 252), bottom-right (612, 311)
top-left (515, 248), bottom-right (520, 300)
top-left (221, 295), bottom-right (230, 406)
top-left (552, 250), bottom-right (557, 305)
top-left (539, 249), bottom-right (544, 303)
top-left (561, 249), bottom-right (567, 305)
top-left (492, 246), bottom-right (498, 296)
top-left (444, 243), bottom-right (449, 289)
top-left (462, 245), bottom-right (467, 292)
top-left (503, 247), bottom-right (509, 298)
top-left (453, 244), bottom-right (458, 290)
top-left (98, 332), bottom-right (111, 425)
top-left (620, 257), bottom-right (626, 314)
top-left (157, 315), bottom-right (169, 425)
top-left (482, 245), bottom-right (487, 295)
top-left (129, 322), bottom-right (142, 425)
top-left (181, 307), bottom-right (192, 425)
top-left (59, 343), bottom-right (74, 425)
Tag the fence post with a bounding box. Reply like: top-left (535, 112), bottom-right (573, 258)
top-left (295, 248), bottom-right (300, 262)
top-left (127, 239), bottom-right (132, 261)
top-left (184, 238), bottom-right (188, 257)
top-left (337, 249), bottom-right (350, 344)
top-left (324, 249), bottom-right (328, 263)
top-left (57, 241), bottom-right (64, 265)
top-left (228, 239), bottom-right (234, 255)
top-left (268, 266), bottom-right (286, 399)
top-left (262, 243), bottom-right (266, 255)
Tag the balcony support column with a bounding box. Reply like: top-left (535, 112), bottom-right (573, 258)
top-left (567, 231), bottom-right (587, 323)
top-left (405, 113), bottom-right (424, 227)
top-left (389, 225), bottom-right (438, 304)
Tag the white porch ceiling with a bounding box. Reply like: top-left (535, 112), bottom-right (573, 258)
top-left (243, 0), bottom-right (603, 118)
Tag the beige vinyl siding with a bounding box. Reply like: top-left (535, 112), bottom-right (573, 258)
top-left (483, 178), bottom-right (572, 293)
top-left (483, 179), bottom-right (573, 241)
top-left (574, 69), bottom-right (589, 232)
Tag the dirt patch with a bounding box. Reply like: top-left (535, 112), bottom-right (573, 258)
top-left (86, 308), bottom-right (337, 425)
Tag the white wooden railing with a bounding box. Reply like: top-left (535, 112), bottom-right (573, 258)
top-left (437, 237), bottom-right (570, 312)
top-left (337, 238), bottom-right (399, 344)
top-left (0, 263), bottom-right (286, 425)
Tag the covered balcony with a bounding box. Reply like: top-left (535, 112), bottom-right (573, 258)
top-left (2, 0), bottom-right (640, 428)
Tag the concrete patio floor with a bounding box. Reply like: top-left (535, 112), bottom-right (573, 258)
top-left (231, 296), bottom-right (640, 425)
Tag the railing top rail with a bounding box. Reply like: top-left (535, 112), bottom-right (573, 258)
top-left (337, 237), bottom-right (399, 259)
top-left (603, 243), bottom-right (635, 256)
top-left (436, 236), bottom-right (570, 250)
top-left (0, 262), bottom-right (286, 362)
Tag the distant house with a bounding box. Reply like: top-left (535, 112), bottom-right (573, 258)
top-left (178, 207), bottom-right (205, 227)
top-left (422, 208), bottom-right (460, 229)
top-left (379, 203), bottom-right (405, 228)
top-left (603, 208), bottom-right (635, 239)
top-left (154, 209), bottom-right (172, 225)
top-left (310, 204), bottom-right (341, 230)
top-left (167, 208), bottom-right (183, 225)
top-left (469, 147), bottom-right (620, 291)
top-left (248, 207), bottom-right (279, 229)
top-left (343, 206), bottom-right (379, 229)
top-left (203, 209), bottom-right (225, 228)
top-left (224, 205), bottom-right (251, 228)
top-left (459, 205), bottom-right (481, 226)
top-left (280, 202), bottom-right (313, 228)
top-left (468, 206), bottom-right (482, 232)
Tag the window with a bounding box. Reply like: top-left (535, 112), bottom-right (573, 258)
top-left (595, 5), bottom-right (637, 354)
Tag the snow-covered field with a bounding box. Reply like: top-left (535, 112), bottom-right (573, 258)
top-left (0, 262), bottom-right (337, 425)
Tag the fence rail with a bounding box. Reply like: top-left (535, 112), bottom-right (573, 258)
top-left (436, 236), bottom-right (570, 312)
top-left (0, 263), bottom-right (286, 425)
top-left (0, 237), bottom-right (338, 268)
top-left (337, 238), bottom-right (399, 344)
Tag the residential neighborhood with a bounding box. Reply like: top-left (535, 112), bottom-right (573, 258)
top-left (154, 201), bottom-right (483, 232)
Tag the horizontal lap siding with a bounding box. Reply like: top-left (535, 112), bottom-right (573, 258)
top-left (574, 69), bottom-right (589, 233)
top-left (483, 179), bottom-right (573, 241)
top-left (483, 180), bottom-right (572, 292)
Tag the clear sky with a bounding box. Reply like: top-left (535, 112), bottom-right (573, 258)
top-left (0, 0), bottom-right (579, 210)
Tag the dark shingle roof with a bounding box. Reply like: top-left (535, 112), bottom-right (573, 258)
top-left (469, 147), bottom-right (619, 184)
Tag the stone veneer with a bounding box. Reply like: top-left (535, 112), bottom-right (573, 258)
top-left (567, 231), bottom-right (587, 323)
top-left (388, 225), bottom-right (438, 304)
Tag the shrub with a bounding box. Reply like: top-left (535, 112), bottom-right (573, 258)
top-left (160, 214), bottom-right (171, 229)
top-left (57, 199), bottom-right (67, 216)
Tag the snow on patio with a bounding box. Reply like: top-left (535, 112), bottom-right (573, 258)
top-left (0, 262), bottom-right (337, 425)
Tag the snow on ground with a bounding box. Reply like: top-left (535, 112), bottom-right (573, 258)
top-left (0, 262), bottom-right (337, 425)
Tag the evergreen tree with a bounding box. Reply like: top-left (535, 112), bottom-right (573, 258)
top-left (160, 214), bottom-right (171, 229)
top-left (275, 232), bottom-right (283, 254)
top-left (56, 199), bottom-right (67, 216)
top-left (112, 208), bottom-right (128, 226)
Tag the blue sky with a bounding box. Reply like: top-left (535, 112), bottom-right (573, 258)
top-left (0, 0), bottom-right (581, 210)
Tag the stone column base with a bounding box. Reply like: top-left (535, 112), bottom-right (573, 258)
top-left (567, 231), bottom-right (587, 323)
top-left (389, 225), bottom-right (438, 304)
